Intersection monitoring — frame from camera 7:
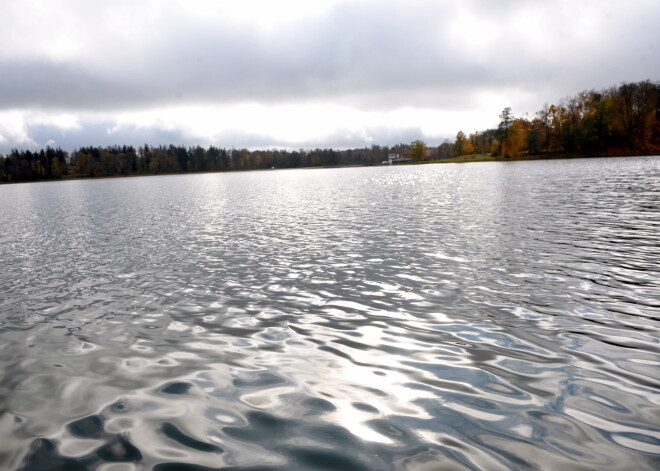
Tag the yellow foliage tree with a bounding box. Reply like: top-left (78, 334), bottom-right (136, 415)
top-left (490, 139), bottom-right (500, 156)
top-left (503, 120), bottom-right (528, 157)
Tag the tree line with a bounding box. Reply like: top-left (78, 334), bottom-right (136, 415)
top-left (0, 144), bottom-right (442, 183)
top-left (1, 80), bottom-right (658, 183)
top-left (0, 140), bottom-right (458, 183)
top-left (453, 79), bottom-right (660, 158)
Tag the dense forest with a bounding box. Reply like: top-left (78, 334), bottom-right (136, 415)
top-left (455, 79), bottom-right (660, 158)
top-left (0, 143), bottom-right (451, 183)
top-left (1, 80), bottom-right (658, 183)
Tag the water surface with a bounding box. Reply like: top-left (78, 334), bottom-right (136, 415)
top-left (1, 157), bottom-right (659, 470)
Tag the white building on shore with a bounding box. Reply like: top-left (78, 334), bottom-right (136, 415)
top-left (383, 153), bottom-right (410, 165)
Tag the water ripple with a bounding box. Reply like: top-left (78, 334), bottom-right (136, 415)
top-left (1, 157), bottom-right (659, 470)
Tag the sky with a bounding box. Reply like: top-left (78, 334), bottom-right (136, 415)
top-left (0, 0), bottom-right (658, 153)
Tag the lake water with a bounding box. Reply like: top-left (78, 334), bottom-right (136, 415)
top-left (0, 157), bottom-right (659, 470)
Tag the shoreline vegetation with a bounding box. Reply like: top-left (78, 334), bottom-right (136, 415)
top-left (1, 79), bottom-right (659, 184)
top-left (43, 150), bottom-right (660, 183)
top-left (406, 149), bottom-right (660, 165)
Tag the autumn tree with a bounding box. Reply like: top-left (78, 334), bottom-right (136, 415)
top-left (463, 138), bottom-right (475, 155)
top-left (504, 119), bottom-right (529, 157)
top-left (490, 139), bottom-right (500, 156)
top-left (468, 132), bottom-right (487, 154)
top-left (454, 131), bottom-right (467, 156)
top-left (613, 80), bottom-right (658, 150)
top-left (410, 140), bottom-right (427, 161)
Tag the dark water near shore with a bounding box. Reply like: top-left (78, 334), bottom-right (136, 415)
top-left (1, 157), bottom-right (659, 470)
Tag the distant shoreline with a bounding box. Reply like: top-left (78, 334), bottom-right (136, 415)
top-left (1, 151), bottom-right (658, 185)
top-left (398, 151), bottom-right (660, 166)
top-left (4, 79), bottom-right (659, 185)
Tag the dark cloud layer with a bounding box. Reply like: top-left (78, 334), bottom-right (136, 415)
top-left (1, 0), bottom-right (657, 112)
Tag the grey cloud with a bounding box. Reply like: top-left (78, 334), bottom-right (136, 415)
top-left (0, 120), bottom-right (191, 154)
top-left (0, 117), bottom-right (438, 154)
top-left (10, 0), bottom-right (648, 111)
top-left (2, 6), bottom-right (468, 110)
top-left (313, 125), bottom-right (431, 149)
top-left (0, 61), bottom-right (145, 109)
top-left (0, 0), bottom-right (658, 153)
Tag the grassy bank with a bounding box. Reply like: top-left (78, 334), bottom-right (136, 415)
top-left (400, 151), bottom-right (660, 166)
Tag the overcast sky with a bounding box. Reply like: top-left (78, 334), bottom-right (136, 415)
top-left (0, 0), bottom-right (658, 153)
